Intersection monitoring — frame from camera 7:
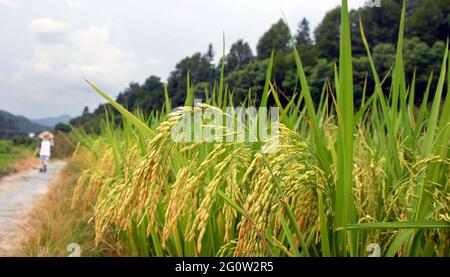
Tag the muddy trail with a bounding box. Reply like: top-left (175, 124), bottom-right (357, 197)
top-left (0, 160), bottom-right (66, 256)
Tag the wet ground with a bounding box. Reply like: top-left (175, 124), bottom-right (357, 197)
top-left (0, 160), bottom-right (66, 255)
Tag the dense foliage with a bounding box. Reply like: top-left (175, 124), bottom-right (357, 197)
top-left (71, 0), bottom-right (449, 132)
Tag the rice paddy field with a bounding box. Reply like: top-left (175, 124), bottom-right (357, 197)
top-left (66, 0), bottom-right (449, 257)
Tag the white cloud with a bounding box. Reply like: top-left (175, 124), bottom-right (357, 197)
top-left (29, 18), bottom-right (72, 35)
top-left (0, 0), bottom-right (17, 8)
top-left (145, 58), bottom-right (162, 65)
top-left (66, 26), bottom-right (152, 87)
top-left (11, 20), bottom-right (159, 116)
top-left (28, 18), bottom-right (72, 44)
top-left (67, 0), bottom-right (81, 8)
top-left (279, 0), bottom-right (299, 13)
top-left (20, 23), bottom-right (148, 87)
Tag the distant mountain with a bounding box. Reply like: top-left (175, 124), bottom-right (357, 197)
top-left (0, 110), bottom-right (49, 139)
top-left (32, 114), bottom-right (71, 128)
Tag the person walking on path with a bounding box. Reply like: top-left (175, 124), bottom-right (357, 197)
top-left (36, 131), bottom-right (54, 173)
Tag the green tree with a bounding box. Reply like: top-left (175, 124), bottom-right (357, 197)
top-left (404, 38), bottom-right (446, 101)
top-left (405, 0), bottom-right (423, 17)
top-left (256, 19), bottom-right (291, 59)
top-left (409, 0), bottom-right (450, 45)
top-left (82, 106), bottom-right (90, 116)
top-left (117, 82), bottom-right (142, 110)
top-left (373, 42), bottom-right (396, 78)
top-left (308, 58), bottom-right (334, 100)
top-left (225, 59), bottom-right (269, 104)
top-left (295, 18), bottom-right (312, 46)
top-left (355, 0), bottom-right (402, 46)
top-left (314, 7), bottom-right (340, 60)
top-left (430, 41), bottom-right (446, 74)
top-left (140, 76), bottom-right (165, 112)
top-left (316, 2), bottom-right (402, 59)
top-left (371, 37), bottom-right (445, 102)
top-left (168, 45), bottom-right (217, 105)
top-left (54, 123), bottom-right (72, 133)
top-left (206, 43), bottom-right (214, 63)
top-left (403, 37), bottom-right (432, 82)
top-left (225, 39), bottom-right (254, 72)
top-left (281, 45), bottom-right (317, 95)
top-left (115, 76), bottom-right (165, 113)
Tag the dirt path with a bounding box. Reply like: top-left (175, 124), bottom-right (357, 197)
top-left (0, 160), bottom-right (66, 255)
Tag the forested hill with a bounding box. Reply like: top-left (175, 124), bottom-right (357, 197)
top-left (0, 110), bottom-right (49, 139)
top-left (71, 0), bottom-right (450, 132)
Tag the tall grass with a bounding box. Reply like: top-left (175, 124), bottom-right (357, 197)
top-left (0, 140), bottom-right (34, 177)
top-left (71, 0), bottom-right (449, 256)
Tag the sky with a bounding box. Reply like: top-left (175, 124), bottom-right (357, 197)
top-left (0, 0), bottom-right (367, 119)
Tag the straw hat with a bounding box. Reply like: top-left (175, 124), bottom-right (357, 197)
top-left (38, 131), bottom-right (54, 140)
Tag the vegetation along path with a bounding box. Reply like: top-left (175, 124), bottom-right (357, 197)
top-left (0, 160), bottom-right (66, 255)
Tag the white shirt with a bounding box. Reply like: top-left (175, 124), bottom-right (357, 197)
top-left (40, 140), bottom-right (52, 156)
